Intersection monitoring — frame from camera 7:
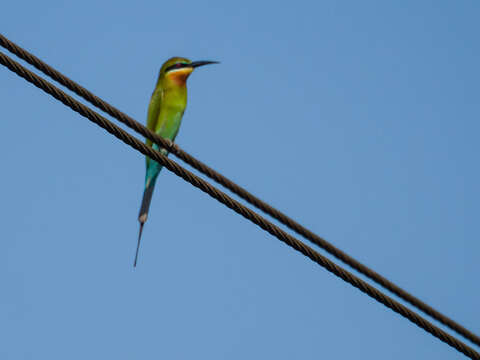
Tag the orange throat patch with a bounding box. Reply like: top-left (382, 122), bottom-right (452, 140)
top-left (167, 67), bottom-right (194, 86)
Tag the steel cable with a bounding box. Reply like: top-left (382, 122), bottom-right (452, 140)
top-left (1, 33), bottom-right (478, 348)
top-left (1, 50), bottom-right (479, 359)
top-left (1, 33), bottom-right (477, 348)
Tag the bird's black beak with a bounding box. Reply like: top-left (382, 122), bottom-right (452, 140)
top-left (190, 60), bottom-right (219, 68)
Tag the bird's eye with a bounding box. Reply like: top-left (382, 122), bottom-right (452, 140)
top-left (175, 63), bottom-right (182, 68)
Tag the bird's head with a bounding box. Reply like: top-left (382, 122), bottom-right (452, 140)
top-left (160, 57), bottom-right (218, 86)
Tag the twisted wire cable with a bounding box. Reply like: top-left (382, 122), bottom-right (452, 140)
top-left (3, 33), bottom-right (478, 349)
top-left (1, 33), bottom-right (477, 347)
top-left (1, 50), bottom-right (479, 359)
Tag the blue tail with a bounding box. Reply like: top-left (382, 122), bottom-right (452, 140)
top-left (135, 181), bottom-right (155, 267)
top-left (134, 149), bottom-right (165, 267)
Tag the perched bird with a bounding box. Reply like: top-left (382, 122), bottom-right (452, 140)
top-left (134, 57), bottom-right (218, 267)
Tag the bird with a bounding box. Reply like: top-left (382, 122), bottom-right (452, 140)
top-left (134, 57), bottom-right (218, 267)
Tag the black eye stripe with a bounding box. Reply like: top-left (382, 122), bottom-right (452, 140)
top-left (165, 63), bottom-right (189, 73)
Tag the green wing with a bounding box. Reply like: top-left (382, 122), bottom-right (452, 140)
top-left (145, 87), bottom-right (163, 148)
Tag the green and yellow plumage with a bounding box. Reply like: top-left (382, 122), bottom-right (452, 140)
top-left (135, 57), bottom-right (218, 267)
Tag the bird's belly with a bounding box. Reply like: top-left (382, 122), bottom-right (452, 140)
top-left (156, 109), bottom-right (184, 142)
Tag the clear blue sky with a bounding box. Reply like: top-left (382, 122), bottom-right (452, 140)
top-left (1, 1), bottom-right (479, 359)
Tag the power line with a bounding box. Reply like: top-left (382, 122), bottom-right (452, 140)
top-left (1, 33), bottom-right (478, 348)
top-left (1, 50), bottom-right (479, 360)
